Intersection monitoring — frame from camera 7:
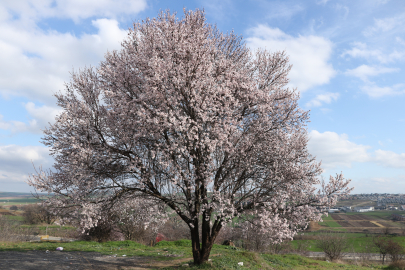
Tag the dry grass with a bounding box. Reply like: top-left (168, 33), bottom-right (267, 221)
top-left (389, 260), bottom-right (405, 269)
top-left (0, 216), bottom-right (36, 242)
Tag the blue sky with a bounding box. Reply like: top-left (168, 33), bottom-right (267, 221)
top-left (0, 0), bottom-right (404, 193)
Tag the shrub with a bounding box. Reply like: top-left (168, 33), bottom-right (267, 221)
top-left (9, 205), bottom-right (18, 211)
top-left (372, 236), bottom-right (403, 264)
top-left (79, 214), bottom-right (124, 242)
top-left (117, 221), bottom-right (155, 243)
top-left (294, 240), bottom-right (310, 255)
top-left (22, 204), bottom-right (55, 224)
top-left (0, 216), bottom-right (36, 242)
top-left (389, 260), bottom-right (405, 270)
top-left (315, 233), bottom-right (350, 261)
top-left (387, 239), bottom-right (405, 263)
top-left (158, 215), bottom-right (190, 241)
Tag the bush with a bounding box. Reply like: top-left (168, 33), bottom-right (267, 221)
top-left (294, 240), bottom-right (310, 255)
top-left (389, 260), bottom-right (405, 270)
top-left (315, 233), bottom-right (350, 261)
top-left (9, 205), bottom-right (18, 211)
top-left (22, 204), bottom-right (55, 224)
top-left (158, 215), bottom-right (190, 241)
top-left (387, 239), bottom-right (405, 263)
top-left (117, 220), bottom-right (156, 244)
top-left (79, 215), bottom-right (124, 243)
top-left (0, 216), bottom-right (36, 242)
top-left (372, 236), bottom-right (404, 264)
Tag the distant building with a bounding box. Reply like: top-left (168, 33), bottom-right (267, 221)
top-left (375, 206), bottom-right (387, 210)
top-left (401, 205), bottom-right (405, 211)
top-left (354, 206), bottom-right (374, 212)
top-left (328, 209), bottom-right (339, 213)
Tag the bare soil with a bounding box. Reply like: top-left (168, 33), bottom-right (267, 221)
top-left (0, 250), bottom-right (191, 270)
top-left (330, 214), bottom-right (344, 220)
top-left (336, 221), bottom-right (354, 227)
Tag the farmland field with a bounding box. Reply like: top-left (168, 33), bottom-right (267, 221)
top-left (316, 212), bottom-right (405, 233)
top-left (0, 192), bottom-right (50, 208)
top-left (0, 198), bottom-right (39, 205)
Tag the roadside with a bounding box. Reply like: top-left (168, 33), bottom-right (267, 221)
top-left (0, 250), bottom-right (192, 270)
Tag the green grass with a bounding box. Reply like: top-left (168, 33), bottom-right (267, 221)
top-left (321, 215), bottom-right (334, 221)
top-left (0, 240), bottom-right (389, 269)
top-left (319, 221), bottom-right (343, 227)
top-left (20, 225), bottom-right (76, 230)
top-left (291, 232), bottom-right (405, 253)
top-left (4, 215), bottom-right (24, 221)
top-left (319, 215), bottom-right (343, 228)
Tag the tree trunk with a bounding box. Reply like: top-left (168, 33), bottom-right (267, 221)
top-left (190, 218), bottom-right (222, 265)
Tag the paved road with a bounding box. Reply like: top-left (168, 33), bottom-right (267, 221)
top-left (307, 251), bottom-right (387, 261)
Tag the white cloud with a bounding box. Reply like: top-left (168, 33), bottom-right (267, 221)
top-left (308, 130), bottom-right (371, 169)
top-left (25, 102), bottom-right (62, 126)
top-left (306, 92), bottom-right (339, 107)
top-left (0, 103), bottom-right (62, 134)
top-left (0, 144), bottom-right (51, 177)
top-left (342, 42), bottom-right (404, 63)
top-left (0, 144), bottom-right (53, 192)
top-left (264, 3), bottom-right (304, 20)
top-left (0, 115), bottom-right (38, 134)
top-left (396, 37), bottom-right (405, 46)
top-left (334, 4), bottom-right (349, 20)
top-left (363, 13), bottom-right (405, 37)
top-left (374, 149), bottom-right (405, 169)
top-left (246, 25), bottom-right (335, 92)
top-left (1, 0), bottom-right (147, 23)
top-left (345, 64), bottom-right (399, 81)
top-left (0, 18), bottom-right (128, 103)
top-left (353, 175), bottom-right (405, 194)
top-left (361, 83), bottom-right (405, 98)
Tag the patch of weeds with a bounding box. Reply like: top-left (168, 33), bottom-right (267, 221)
top-left (156, 239), bottom-right (192, 247)
top-left (105, 240), bottom-right (145, 248)
top-left (262, 254), bottom-right (291, 268)
top-left (224, 246), bottom-right (238, 250)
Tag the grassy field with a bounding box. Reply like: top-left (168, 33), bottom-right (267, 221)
top-left (0, 198), bottom-right (39, 205)
top-left (291, 232), bottom-right (405, 254)
top-left (319, 215), bottom-right (343, 228)
top-left (0, 239), bottom-right (393, 269)
top-left (0, 192), bottom-right (50, 207)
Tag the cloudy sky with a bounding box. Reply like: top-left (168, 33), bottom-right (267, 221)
top-left (0, 0), bottom-right (404, 193)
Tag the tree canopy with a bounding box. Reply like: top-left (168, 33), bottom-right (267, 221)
top-left (30, 9), bottom-right (352, 265)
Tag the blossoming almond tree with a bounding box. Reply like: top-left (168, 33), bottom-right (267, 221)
top-left (29, 9), bottom-right (352, 265)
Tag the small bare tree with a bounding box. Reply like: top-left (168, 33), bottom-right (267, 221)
top-left (387, 239), bottom-right (405, 263)
top-left (315, 233), bottom-right (350, 261)
top-left (373, 236), bottom-right (390, 264)
top-left (22, 204), bottom-right (55, 225)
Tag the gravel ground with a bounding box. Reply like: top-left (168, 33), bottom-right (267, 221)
top-left (0, 250), bottom-right (185, 270)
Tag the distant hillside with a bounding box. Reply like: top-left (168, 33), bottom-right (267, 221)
top-left (0, 192), bottom-right (50, 198)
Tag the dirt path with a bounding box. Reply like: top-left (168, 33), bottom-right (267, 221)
top-left (0, 250), bottom-right (192, 270)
